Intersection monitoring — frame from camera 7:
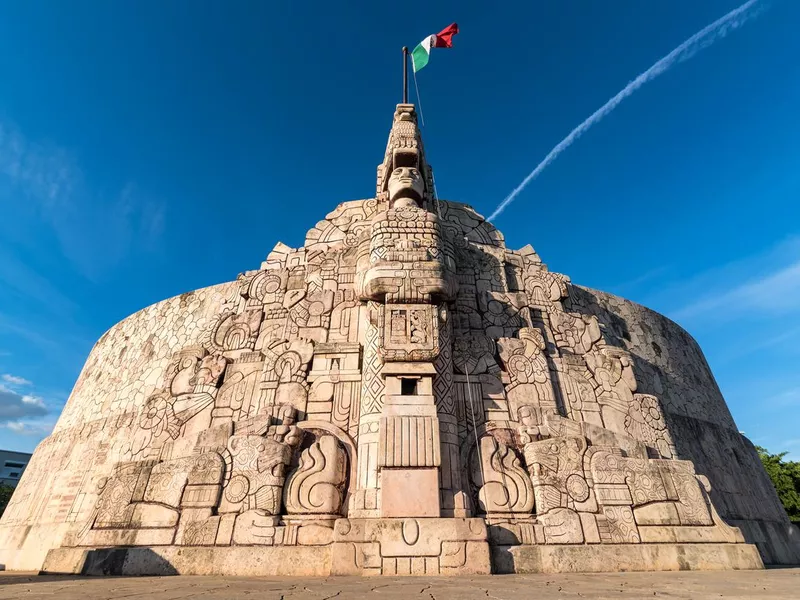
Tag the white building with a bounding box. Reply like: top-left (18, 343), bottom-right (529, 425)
top-left (0, 450), bottom-right (32, 488)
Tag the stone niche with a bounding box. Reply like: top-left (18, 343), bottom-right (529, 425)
top-left (3, 102), bottom-right (796, 576)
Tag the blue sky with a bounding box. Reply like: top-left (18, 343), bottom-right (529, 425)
top-left (0, 1), bottom-right (798, 458)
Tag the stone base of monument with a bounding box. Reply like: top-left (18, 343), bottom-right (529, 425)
top-left (491, 543), bottom-right (764, 573)
top-left (41, 541), bottom-right (762, 576)
top-left (42, 512), bottom-right (765, 578)
top-left (41, 545), bottom-right (331, 577)
top-left (330, 517), bottom-right (491, 575)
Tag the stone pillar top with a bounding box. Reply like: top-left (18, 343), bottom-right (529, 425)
top-left (376, 103), bottom-right (435, 207)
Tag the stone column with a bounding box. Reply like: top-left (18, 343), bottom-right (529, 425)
top-left (378, 358), bottom-right (442, 518)
top-left (434, 308), bottom-right (469, 517)
top-left (349, 302), bottom-right (383, 518)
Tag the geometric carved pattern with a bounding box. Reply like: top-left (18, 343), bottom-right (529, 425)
top-left (360, 305), bottom-right (384, 416)
top-left (0, 101), bottom-right (762, 577)
top-left (433, 312), bottom-right (455, 415)
top-left (625, 394), bottom-right (676, 459)
top-left (378, 416), bottom-right (441, 468)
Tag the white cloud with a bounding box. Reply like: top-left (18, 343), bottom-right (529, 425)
top-left (0, 119), bottom-right (165, 280)
top-left (762, 387), bottom-right (800, 410)
top-left (672, 260), bottom-right (800, 321)
top-left (0, 122), bottom-right (76, 209)
top-left (0, 419), bottom-right (56, 437)
top-left (2, 374), bottom-right (32, 386)
top-left (714, 323), bottom-right (800, 365)
top-left (21, 394), bottom-right (45, 408)
top-left (642, 236), bottom-right (800, 328)
top-left (610, 265), bottom-right (674, 295)
top-left (488, 0), bottom-right (764, 220)
top-left (0, 384), bottom-right (48, 421)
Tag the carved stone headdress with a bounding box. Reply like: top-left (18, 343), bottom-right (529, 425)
top-left (376, 104), bottom-right (435, 204)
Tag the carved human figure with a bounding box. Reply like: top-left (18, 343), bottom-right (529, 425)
top-left (498, 327), bottom-right (557, 417)
top-left (260, 338), bottom-right (314, 413)
top-left (168, 351), bottom-right (202, 396)
top-left (452, 331), bottom-right (500, 376)
top-left (523, 270), bottom-right (568, 309)
top-left (585, 348), bottom-right (637, 432)
top-left (387, 167), bottom-right (424, 207)
top-left (86, 452), bottom-right (225, 536)
top-left (408, 308), bottom-right (430, 344)
top-left (90, 464), bottom-right (145, 529)
top-left (204, 308), bottom-right (264, 353)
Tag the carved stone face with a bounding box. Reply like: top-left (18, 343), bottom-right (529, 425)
top-left (387, 167), bottom-right (424, 205)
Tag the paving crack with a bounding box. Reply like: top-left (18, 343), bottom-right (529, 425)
top-left (482, 588), bottom-right (509, 600)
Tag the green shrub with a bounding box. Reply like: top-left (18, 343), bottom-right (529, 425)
top-left (756, 446), bottom-right (800, 525)
top-left (0, 484), bottom-right (14, 518)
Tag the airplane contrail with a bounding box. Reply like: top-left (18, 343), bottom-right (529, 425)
top-left (488, 0), bottom-right (764, 222)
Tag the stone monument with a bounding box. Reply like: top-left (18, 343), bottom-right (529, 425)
top-left (1, 104), bottom-right (798, 576)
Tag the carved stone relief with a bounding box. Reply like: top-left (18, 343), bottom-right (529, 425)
top-left (498, 327), bottom-right (558, 419)
top-left (472, 436), bottom-right (534, 516)
top-left (0, 101), bottom-right (777, 576)
top-left (284, 435), bottom-right (347, 517)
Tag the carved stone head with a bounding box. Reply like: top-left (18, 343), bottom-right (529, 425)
top-left (387, 167), bottom-right (424, 207)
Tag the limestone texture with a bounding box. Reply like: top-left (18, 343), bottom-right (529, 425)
top-left (1, 104), bottom-right (797, 575)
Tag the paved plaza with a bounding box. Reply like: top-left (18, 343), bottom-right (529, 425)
top-left (0, 569), bottom-right (799, 599)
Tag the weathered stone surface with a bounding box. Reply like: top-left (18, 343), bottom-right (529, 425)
top-left (1, 102), bottom-right (796, 575)
top-left (331, 517), bottom-right (490, 575)
top-left (381, 469), bottom-right (440, 518)
top-left (43, 545), bottom-right (330, 576)
top-left (572, 287), bottom-right (800, 564)
top-left (492, 542), bottom-right (764, 573)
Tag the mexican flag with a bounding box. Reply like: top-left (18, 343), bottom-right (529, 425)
top-left (411, 23), bottom-right (459, 73)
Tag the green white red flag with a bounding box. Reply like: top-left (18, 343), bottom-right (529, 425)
top-left (411, 23), bottom-right (458, 73)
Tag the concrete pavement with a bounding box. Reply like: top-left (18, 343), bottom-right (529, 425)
top-left (0, 568), bottom-right (799, 599)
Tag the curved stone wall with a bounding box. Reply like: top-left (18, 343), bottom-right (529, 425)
top-left (0, 282), bottom-right (235, 570)
top-left (570, 286), bottom-right (800, 564)
top-left (2, 278), bottom-right (798, 571)
top-left (1, 102), bottom-right (795, 574)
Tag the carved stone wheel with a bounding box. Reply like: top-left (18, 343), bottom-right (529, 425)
top-left (566, 474), bottom-right (590, 502)
top-left (224, 474), bottom-right (250, 504)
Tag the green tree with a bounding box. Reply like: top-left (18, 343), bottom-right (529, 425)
top-left (0, 484), bottom-right (14, 518)
top-left (756, 446), bottom-right (800, 524)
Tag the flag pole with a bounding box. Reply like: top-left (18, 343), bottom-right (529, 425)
top-left (402, 46), bottom-right (409, 103)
